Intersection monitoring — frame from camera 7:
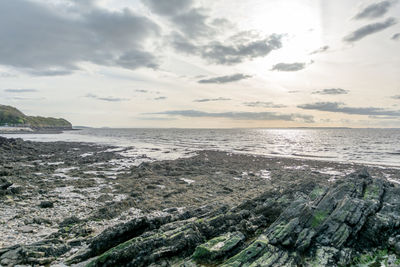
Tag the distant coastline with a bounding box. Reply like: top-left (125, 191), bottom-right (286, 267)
top-left (0, 126), bottom-right (78, 134)
top-left (0, 104), bottom-right (72, 134)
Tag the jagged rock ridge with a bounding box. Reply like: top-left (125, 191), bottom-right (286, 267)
top-left (66, 169), bottom-right (400, 266)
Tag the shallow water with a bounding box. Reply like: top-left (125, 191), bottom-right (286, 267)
top-left (2, 128), bottom-right (400, 167)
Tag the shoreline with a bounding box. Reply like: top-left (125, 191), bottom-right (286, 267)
top-left (1, 131), bottom-right (400, 170)
top-left (1, 136), bottom-right (400, 266)
top-left (0, 128), bottom-right (79, 135)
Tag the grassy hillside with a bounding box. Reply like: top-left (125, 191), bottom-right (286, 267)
top-left (0, 104), bottom-right (72, 129)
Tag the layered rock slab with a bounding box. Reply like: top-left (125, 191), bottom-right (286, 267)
top-left (81, 170), bottom-right (400, 266)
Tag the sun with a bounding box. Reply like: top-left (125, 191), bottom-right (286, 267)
top-left (245, 0), bottom-right (324, 59)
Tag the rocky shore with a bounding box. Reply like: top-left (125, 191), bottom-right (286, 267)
top-left (1, 136), bottom-right (400, 266)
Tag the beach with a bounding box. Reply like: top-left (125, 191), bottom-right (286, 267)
top-left (1, 136), bottom-right (400, 266)
top-left (2, 0), bottom-right (399, 265)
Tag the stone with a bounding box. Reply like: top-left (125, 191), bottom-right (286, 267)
top-left (192, 232), bottom-right (245, 263)
top-left (20, 226), bottom-right (35, 233)
top-left (39, 201), bottom-right (54, 208)
top-left (0, 178), bottom-right (12, 190)
top-left (59, 216), bottom-right (80, 227)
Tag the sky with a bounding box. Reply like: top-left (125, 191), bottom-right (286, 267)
top-left (0, 0), bottom-right (399, 128)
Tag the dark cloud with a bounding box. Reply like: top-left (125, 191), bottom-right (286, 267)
top-left (154, 96), bottom-right (167, 100)
top-left (201, 34), bottom-right (283, 65)
top-left (193, 97), bottom-right (231, 102)
top-left (354, 1), bottom-right (397, 20)
top-left (116, 51), bottom-right (158, 70)
top-left (391, 95), bottom-right (400, 99)
top-left (4, 89), bottom-right (38, 93)
top-left (392, 33), bottom-right (400, 40)
top-left (141, 0), bottom-right (193, 16)
top-left (198, 74), bottom-right (251, 84)
top-left (171, 8), bottom-right (215, 38)
top-left (310, 45), bottom-right (329, 55)
top-left (149, 110), bottom-right (314, 122)
top-left (0, 0), bottom-right (160, 75)
top-left (143, 0), bottom-right (214, 39)
top-left (312, 88), bottom-right (349, 95)
top-left (169, 32), bottom-right (199, 54)
top-left (271, 62), bottom-right (306, 72)
top-left (243, 101), bottom-right (287, 108)
top-left (298, 102), bottom-right (400, 117)
top-left (343, 18), bottom-right (397, 42)
top-left (135, 89), bottom-right (148, 93)
top-left (170, 32), bottom-right (284, 65)
top-left (85, 93), bottom-right (129, 102)
top-left (288, 90), bottom-right (300, 94)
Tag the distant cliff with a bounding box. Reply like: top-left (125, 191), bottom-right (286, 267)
top-left (0, 104), bottom-right (72, 129)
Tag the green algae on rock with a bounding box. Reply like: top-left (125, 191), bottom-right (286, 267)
top-left (192, 232), bottom-right (245, 263)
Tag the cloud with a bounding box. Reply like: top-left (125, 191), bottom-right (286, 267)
top-left (243, 101), bottom-right (287, 108)
top-left (194, 97), bottom-right (231, 102)
top-left (343, 18), bottom-right (397, 42)
top-left (391, 95), bottom-right (400, 99)
top-left (135, 89), bottom-right (161, 95)
top-left (0, 0), bottom-right (160, 75)
top-left (4, 89), bottom-right (38, 93)
top-left (138, 117), bottom-right (176, 121)
top-left (171, 8), bottom-right (215, 38)
top-left (201, 34), bottom-right (284, 65)
top-left (143, 0), bottom-right (214, 39)
top-left (310, 45), bottom-right (329, 55)
top-left (142, 0), bottom-right (193, 16)
top-left (169, 32), bottom-right (199, 54)
top-left (5, 96), bottom-right (45, 101)
top-left (198, 73), bottom-right (251, 84)
top-left (354, 1), bottom-right (397, 20)
top-left (85, 93), bottom-right (129, 102)
top-left (0, 72), bottom-right (17, 78)
top-left (170, 32), bottom-right (284, 65)
top-left (154, 96), bottom-right (167, 100)
top-left (115, 50), bottom-right (158, 70)
top-left (312, 88), bottom-right (349, 95)
top-left (392, 33), bottom-right (400, 40)
top-left (28, 69), bottom-right (76, 76)
top-left (368, 115), bottom-right (400, 120)
top-left (298, 102), bottom-right (400, 117)
top-left (271, 62), bottom-right (306, 72)
top-left (149, 110), bottom-right (314, 122)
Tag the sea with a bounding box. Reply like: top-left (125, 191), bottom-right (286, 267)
top-left (1, 128), bottom-right (400, 167)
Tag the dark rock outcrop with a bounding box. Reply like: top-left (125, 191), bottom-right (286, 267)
top-left (69, 169), bottom-right (400, 267)
top-left (2, 167), bottom-right (400, 267)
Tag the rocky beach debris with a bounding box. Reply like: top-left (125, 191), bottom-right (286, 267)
top-left (1, 136), bottom-right (400, 266)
